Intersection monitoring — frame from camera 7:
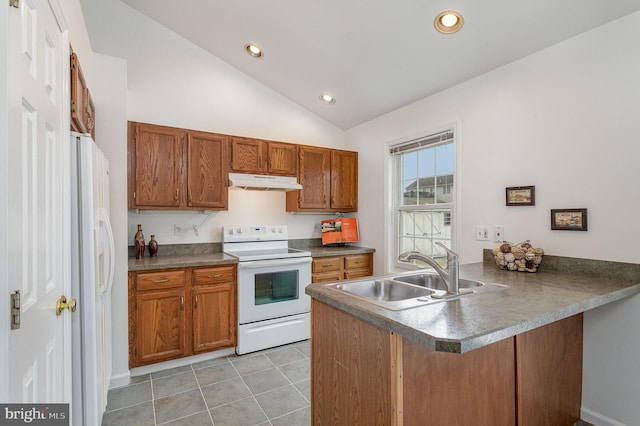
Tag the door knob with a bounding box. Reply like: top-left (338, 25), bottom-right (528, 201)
top-left (56, 295), bottom-right (77, 316)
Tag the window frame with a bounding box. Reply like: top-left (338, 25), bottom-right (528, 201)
top-left (386, 125), bottom-right (459, 273)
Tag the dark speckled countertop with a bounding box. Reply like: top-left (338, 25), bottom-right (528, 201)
top-left (306, 258), bottom-right (640, 354)
top-left (128, 240), bottom-right (375, 271)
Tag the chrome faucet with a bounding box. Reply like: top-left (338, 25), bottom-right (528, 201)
top-left (398, 242), bottom-right (459, 295)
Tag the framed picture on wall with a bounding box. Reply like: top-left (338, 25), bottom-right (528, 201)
top-left (550, 208), bottom-right (588, 231)
top-left (506, 186), bottom-right (535, 206)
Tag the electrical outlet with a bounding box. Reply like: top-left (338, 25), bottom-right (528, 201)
top-left (494, 226), bottom-right (504, 243)
top-left (476, 225), bottom-right (490, 241)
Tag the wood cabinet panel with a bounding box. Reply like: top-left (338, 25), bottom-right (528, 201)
top-left (187, 132), bottom-right (228, 209)
top-left (312, 257), bottom-right (342, 273)
top-left (193, 281), bottom-right (236, 353)
top-left (135, 288), bottom-right (187, 365)
top-left (128, 121), bottom-right (229, 210)
top-left (267, 142), bottom-right (297, 176)
top-left (288, 146), bottom-right (330, 210)
top-left (516, 313), bottom-right (583, 425)
top-left (310, 299), bottom-right (584, 425)
top-left (129, 265), bottom-right (237, 367)
top-left (230, 138), bottom-right (298, 176)
top-left (287, 145), bottom-right (358, 212)
top-left (330, 150), bottom-right (358, 211)
top-left (311, 253), bottom-right (373, 283)
top-left (130, 123), bottom-right (183, 208)
top-left (311, 299), bottom-right (392, 425)
top-left (403, 336), bottom-right (516, 425)
top-left (136, 269), bottom-right (186, 292)
top-left (230, 137), bottom-right (264, 174)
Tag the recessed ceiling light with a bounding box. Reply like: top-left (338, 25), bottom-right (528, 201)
top-left (244, 43), bottom-right (263, 58)
top-left (319, 94), bottom-right (336, 105)
top-left (434, 10), bottom-right (464, 34)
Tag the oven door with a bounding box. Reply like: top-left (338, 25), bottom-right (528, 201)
top-left (237, 257), bottom-right (312, 324)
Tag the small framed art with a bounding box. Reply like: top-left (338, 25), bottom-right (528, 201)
top-left (506, 186), bottom-right (535, 206)
top-left (550, 208), bottom-right (588, 231)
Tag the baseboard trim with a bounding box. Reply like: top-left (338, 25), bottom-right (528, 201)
top-left (581, 407), bottom-right (629, 426)
top-left (109, 371), bottom-right (131, 389)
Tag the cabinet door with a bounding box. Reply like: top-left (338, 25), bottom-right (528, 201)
top-left (193, 282), bottom-right (236, 353)
top-left (289, 146), bottom-right (330, 210)
top-left (267, 142), bottom-right (297, 176)
top-left (70, 52), bottom-right (87, 134)
top-left (330, 150), bottom-right (358, 211)
top-left (192, 266), bottom-right (237, 353)
top-left (129, 122), bottom-right (184, 208)
top-left (230, 137), bottom-right (264, 174)
top-left (187, 132), bottom-right (228, 209)
top-left (343, 253), bottom-right (372, 279)
top-left (136, 288), bottom-right (187, 365)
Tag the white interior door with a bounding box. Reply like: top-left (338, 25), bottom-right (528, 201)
top-left (5, 0), bottom-right (71, 404)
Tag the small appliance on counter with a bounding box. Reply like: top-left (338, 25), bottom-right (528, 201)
top-left (321, 217), bottom-right (360, 246)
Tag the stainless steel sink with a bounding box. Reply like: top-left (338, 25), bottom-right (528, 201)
top-left (392, 272), bottom-right (508, 295)
top-left (392, 273), bottom-right (483, 291)
top-left (330, 279), bottom-right (434, 310)
top-left (326, 272), bottom-right (508, 311)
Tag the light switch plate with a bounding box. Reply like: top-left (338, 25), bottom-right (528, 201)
top-left (476, 225), bottom-right (490, 241)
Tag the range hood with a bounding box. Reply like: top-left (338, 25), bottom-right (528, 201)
top-left (228, 173), bottom-right (302, 191)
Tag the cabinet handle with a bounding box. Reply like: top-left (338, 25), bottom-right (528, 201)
top-left (259, 157), bottom-right (262, 169)
top-left (353, 261), bottom-right (362, 265)
top-left (180, 296), bottom-right (184, 310)
top-left (322, 264), bottom-right (333, 268)
top-left (194, 294), bottom-right (198, 309)
top-left (175, 188), bottom-right (179, 202)
top-left (152, 279), bottom-right (170, 283)
top-left (188, 189), bottom-right (192, 204)
top-left (206, 274), bottom-right (222, 278)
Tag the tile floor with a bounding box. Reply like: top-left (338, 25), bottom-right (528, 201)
top-left (102, 340), bottom-right (310, 426)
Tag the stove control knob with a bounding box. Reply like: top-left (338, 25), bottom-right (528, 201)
top-left (237, 228), bottom-right (243, 234)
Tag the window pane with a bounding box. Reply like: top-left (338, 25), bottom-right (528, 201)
top-left (398, 209), bottom-right (451, 267)
top-left (402, 151), bottom-right (417, 180)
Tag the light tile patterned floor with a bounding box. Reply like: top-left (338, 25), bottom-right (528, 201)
top-left (102, 341), bottom-right (310, 426)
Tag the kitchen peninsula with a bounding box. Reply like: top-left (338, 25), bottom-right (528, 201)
top-left (306, 256), bottom-right (640, 425)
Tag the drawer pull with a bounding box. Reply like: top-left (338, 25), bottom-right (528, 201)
top-left (206, 274), bottom-right (222, 278)
top-left (194, 294), bottom-right (198, 309)
top-left (321, 264), bottom-right (333, 268)
top-left (152, 279), bottom-right (170, 283)
top-left (353, 261), bottom-right (362, 264)
top-left (180, 296), bottom-right (184, 310)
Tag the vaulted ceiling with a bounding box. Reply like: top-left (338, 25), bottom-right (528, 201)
top-left (108, 1), bottom-right (640, 129)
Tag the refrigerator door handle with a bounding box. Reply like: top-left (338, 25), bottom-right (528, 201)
top-left (99, 207), bottom-right (116, 295)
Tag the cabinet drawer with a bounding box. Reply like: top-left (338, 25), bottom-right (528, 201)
top-left (312, 271), bottom-right (343, 283)
top-left (344, 254), bottom-right (371, 270)
top-left (313, 257), bottom-right (342, 273)
top-left (136, 270), bottom-right (186, 291)
top-left (193, 266), bottom-right (235, 285)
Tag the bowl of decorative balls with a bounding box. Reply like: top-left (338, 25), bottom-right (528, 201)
top-left (492, 240), bottom-right (544, 272)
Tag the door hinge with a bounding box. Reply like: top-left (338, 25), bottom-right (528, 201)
top-left (10, 291), bottom-right (20, 330)
top-left (9, 0), bottom-right (19, 9)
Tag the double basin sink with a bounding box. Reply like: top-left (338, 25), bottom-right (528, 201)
top-left (327, 272), bottom-right (507, 310)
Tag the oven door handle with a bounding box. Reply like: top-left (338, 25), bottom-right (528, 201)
top-left (238, 257), bottom-right (312, 269)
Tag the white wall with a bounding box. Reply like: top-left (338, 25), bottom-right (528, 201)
top-left (346, 12), bottom-right (640, 425)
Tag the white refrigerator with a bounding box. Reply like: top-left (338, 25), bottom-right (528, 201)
top-left (70, 133), bottom-right (115, 425)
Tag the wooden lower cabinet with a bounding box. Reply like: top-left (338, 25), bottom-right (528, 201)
top-left (129, 265), bottom-right (237, 367)
top-left (311, 300), bottom-right (583, 425)
top-left (192, 267), bottom-right (237, 353)
top-left (311, 253), bottom-right (373, 283)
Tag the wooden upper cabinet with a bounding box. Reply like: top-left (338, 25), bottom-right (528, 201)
top-left (70, 49), bottom-right (95, 138)
top-left (129, 122), bottom-right (183, 208)
top-left (230, 137), bottom-right (264, 174)
top-left (287, 145), bottom-right (358, 212)
top-left (330, 150), bottom-right (358, 211)
top-left (128, 121), bottom-right (229, 210)
top-left (288, 145), bottom-right (330, 210)
top-left (230, 137), bottom-right (297, 176)
top-left (187, 131), bottom-right (228, 209)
